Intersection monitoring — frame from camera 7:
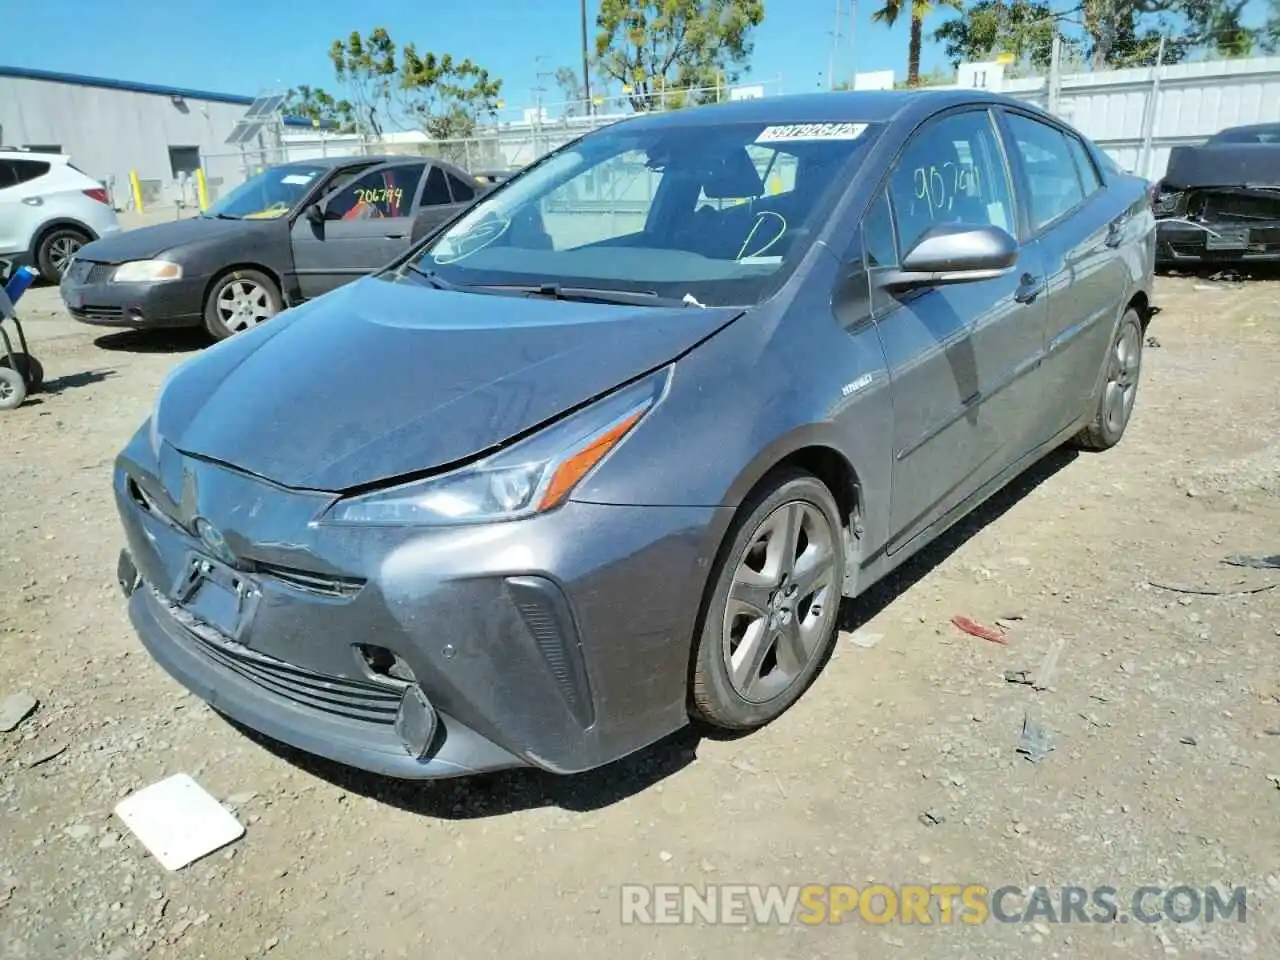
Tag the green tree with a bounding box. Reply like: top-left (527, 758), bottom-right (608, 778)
top-left (282, 85), bottom-right (357, 133)
top-left (400, 49), bottom-right (503, 141)
top-left (325, 28), bottom-right (503, 140)
top-left (554, 65), bottom-right (588, 116)
top-left (932, 0), bottom-right (1059, 70)
top-left (1262, 0), bottom-right (1280, 51)
top-left (329, 28), bottom-right (399, 137)
top-left (594, 0), bottom-right (766, 112)
top-left (872, 0), bottom-right (963, 87)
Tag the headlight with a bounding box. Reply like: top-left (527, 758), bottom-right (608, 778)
top-left (320, 366), bottom-right (671, 526)
top-left (113, 260), bottom-right (183, 282)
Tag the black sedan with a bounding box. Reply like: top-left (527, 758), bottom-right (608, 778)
top-left (1152, 122), bottom-right (1280, 266)
top-left (60, 155), bottom-right (483, 339)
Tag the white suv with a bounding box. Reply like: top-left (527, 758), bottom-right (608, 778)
top-left (0, 149), bottom-right (122, 282)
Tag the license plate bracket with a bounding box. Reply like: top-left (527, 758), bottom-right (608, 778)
top-left (173, 554), bottom-right (259, 641)
top-left (1206, 226), bottom-right (1249, 250)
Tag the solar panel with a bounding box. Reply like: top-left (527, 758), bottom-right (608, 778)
top-left (224, 120), bottom-right (266, 145)
top-left (244, 93), bottom-right (286, 119)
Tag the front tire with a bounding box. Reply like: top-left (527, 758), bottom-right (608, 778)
top-left (1071, 307), bottom-right (1143, 451)
top-left (203, 269), bottom-right (282, 340)
top-left (36, 226), bottom-right (89, 283)
top-left (691, 468), bottom-right (845, 730)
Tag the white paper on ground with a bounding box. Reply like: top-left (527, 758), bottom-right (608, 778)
top-left (114, 774), bottom-right (245, 871)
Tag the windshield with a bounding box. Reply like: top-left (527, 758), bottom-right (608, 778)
top-left (205, 164), bottom-right (327, 220)
top-left (409, 119), bottom-right (879, 306)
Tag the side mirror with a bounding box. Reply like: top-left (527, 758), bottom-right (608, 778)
top-left (878, 223), bottom-right (1017, 291)
top-left (304, 203), bottom-right (325, 226)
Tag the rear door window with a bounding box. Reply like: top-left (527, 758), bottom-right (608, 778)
top-left (1066, 135), bottom-right (1103, 196)
top-left (1003, 113), bottom-right (1086, 231)
top-left (421, 166), bottom-right (452, 206)
top-left (446, 172), bottom-right (475, 203)
top-left (10, 160), bottom-right (51, 184)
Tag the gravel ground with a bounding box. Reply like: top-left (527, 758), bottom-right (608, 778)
top-left (1, 277), bottom-right (1278, 959)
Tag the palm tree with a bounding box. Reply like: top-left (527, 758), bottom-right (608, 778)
top-left (872, 0), bottom-right (963, 87)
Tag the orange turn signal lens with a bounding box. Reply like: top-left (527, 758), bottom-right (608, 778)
top-left (537, 409), bottom-right (647, 511)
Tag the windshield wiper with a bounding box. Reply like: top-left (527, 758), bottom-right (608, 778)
top-left (472, 282), bottom-right (692, 308)
top-left (205, 212), bottom-right (240, 221)
top-left (398, 264), bottom-right (463, 291)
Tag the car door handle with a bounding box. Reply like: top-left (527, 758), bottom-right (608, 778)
top-left (384, 233), bottom-right (407, 240)
top-left (1014, 273), bottom-right (1041, 304)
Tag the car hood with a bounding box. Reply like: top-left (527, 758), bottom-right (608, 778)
top-left (78, 216), bottom-right (260, 263)
top-left (155, 276), bottom-right (742, 491)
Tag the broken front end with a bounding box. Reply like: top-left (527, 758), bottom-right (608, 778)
top-left (1154, 144), bottom-right (1280, 263)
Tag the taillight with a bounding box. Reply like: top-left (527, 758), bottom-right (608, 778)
top-left (83, 187), bottom-right (109, 205)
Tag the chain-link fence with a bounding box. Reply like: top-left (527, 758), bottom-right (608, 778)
top-left (117, 51), bottom-right (1280, 216)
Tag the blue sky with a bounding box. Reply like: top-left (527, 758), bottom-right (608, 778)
top-left (7, 0), bottom-right (1270, 113)
top-left (7, 0), bottom-right (944, 106)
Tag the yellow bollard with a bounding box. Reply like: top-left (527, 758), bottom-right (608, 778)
top-left (129, 170), bottom-right (144, 212)
top-left (195, 168), bottom-right (209, 211)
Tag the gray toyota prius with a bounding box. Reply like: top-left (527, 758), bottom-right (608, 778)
top-left (113, 89), bottom-right (1155, 780)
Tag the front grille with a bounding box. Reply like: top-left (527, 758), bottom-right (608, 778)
top-left (70, 304), bottom-right (124, 322)
top-left (254, 560), bottom-right (365, 598)
top-left (156, 589), bottom-right (404, 724)
top-left (68, 261), bottom-right (114, 283)
top-left (87, 262), bottom-right (115, 283)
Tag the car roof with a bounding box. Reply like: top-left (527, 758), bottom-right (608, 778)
top-left (1211, 122), bottom-right (1280, 138)
top-left (611, 89), bottom-right (1028, 131)
top-left (276, 155), bottom-right (468, 172)
top-left (0, 148), bottom-right (70, 162)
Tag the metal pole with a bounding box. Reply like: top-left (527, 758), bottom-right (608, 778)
top-left (828, 0), bottom-right (842, 90)
top-left (848, 0), bottom-right (857, 87)
top-left (580, 0), bottom-right (592, 116)
top-left (1137, 35), bottom-right (1167, 179)
top-left (1047, 29), bottom-right (1062, 114)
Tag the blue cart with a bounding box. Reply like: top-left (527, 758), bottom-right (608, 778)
top-left (0, 259), bottom-right (42, 410)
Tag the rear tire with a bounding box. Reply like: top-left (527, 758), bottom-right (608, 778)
top-left (35, 226), bottom-right (90, 283)
top-left (0, 367), bottom-right (27, 410)
top-left (0, 353), bottom-right (43, 393)
top-left (203, 268), bottom-right (282, 340)
top-left (1071, 307), bottom-right (1144, 451)
top-left (690, 468), bottom-right (845, 731)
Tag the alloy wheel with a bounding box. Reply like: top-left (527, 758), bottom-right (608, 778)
top-left (1102, 321), bottom-right (1141, 436)
top-left (216, 279), bottom-right (276, 334)
top-left (49, 235), bottom-right (82, 276)
top-left (721, 500), bottom-right (838, 704)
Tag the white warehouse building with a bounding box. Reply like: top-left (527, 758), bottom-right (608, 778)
top-left (0, 65), bottom-right (319, 209)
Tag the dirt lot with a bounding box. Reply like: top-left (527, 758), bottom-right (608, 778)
top-left (1, 278), bottom-right (1278, 959)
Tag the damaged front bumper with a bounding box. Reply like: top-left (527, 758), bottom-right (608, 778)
top-left (1154, 185), bottom-right (1280, 263)
top-left (113, 425), bottom-right (725, 781)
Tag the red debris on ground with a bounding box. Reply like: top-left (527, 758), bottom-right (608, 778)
top-left (951, 615), bottom-right (1008, 644)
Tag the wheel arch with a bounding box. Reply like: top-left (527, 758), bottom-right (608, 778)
top-left (30, 217), bottom-right (98, 256)
top-left (1126, 288), bottom-right (1153, 329)
top-left (692, 429), bottom-right (867, 628)
top-left (202, 262), bottom-right (284, 312)
top-left (722, 427), bottom-right (864, 532)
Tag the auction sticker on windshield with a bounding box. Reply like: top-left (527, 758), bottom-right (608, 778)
top-left (756, 123), bottom-right (868, 143)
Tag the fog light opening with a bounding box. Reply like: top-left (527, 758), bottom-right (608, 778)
top-left (394, 685), bottom-right (438, 760)
top-left (356, 644), bottom-right (418, 684)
